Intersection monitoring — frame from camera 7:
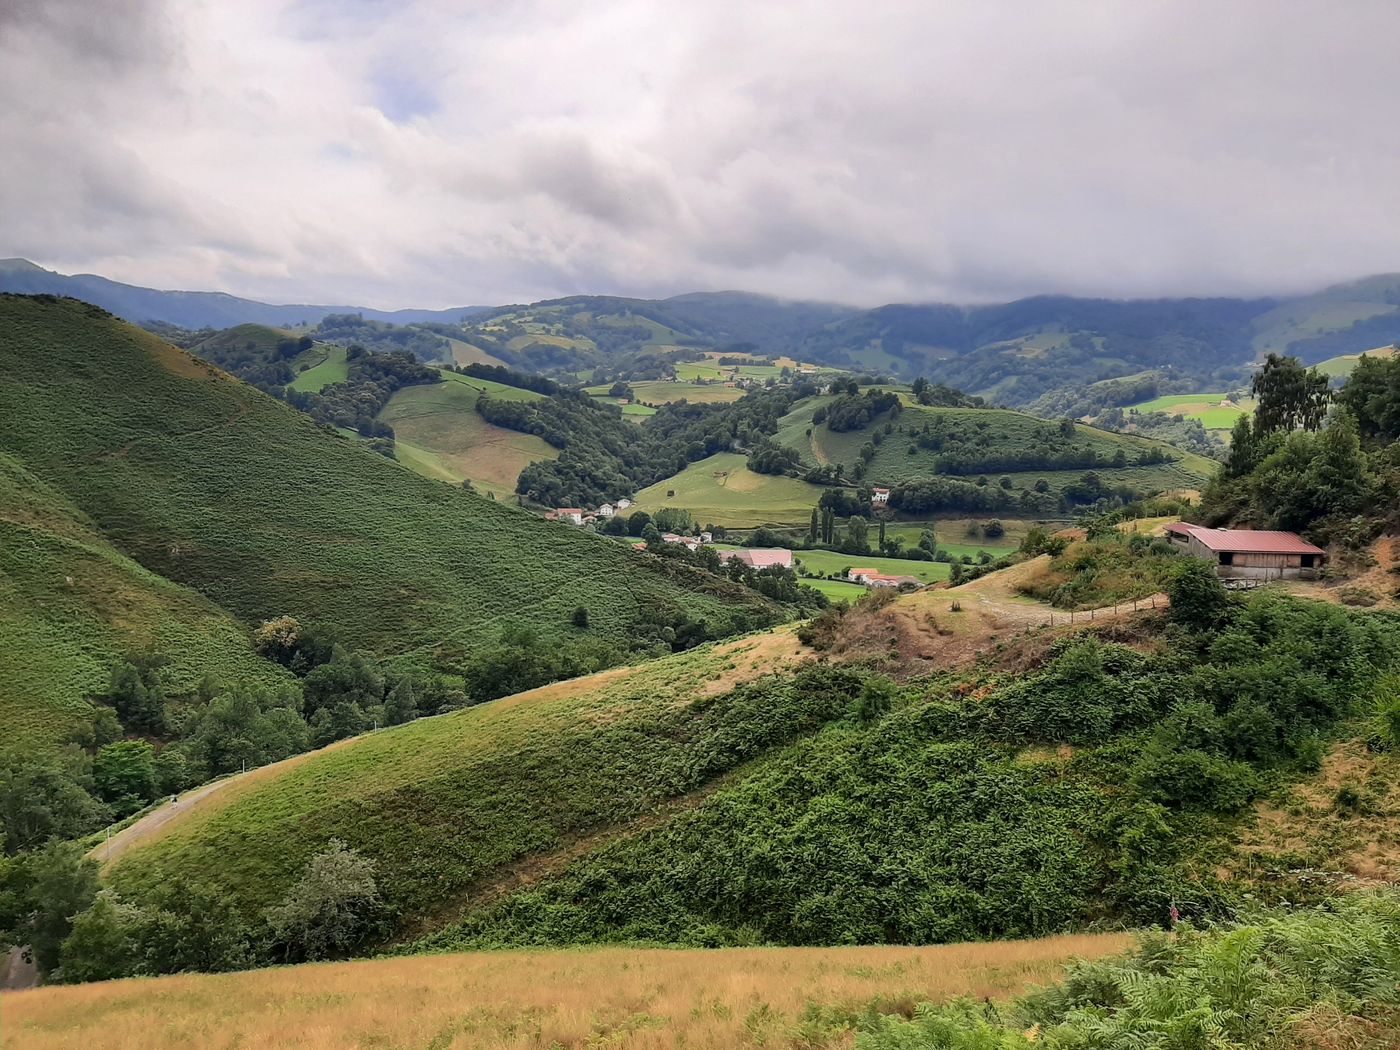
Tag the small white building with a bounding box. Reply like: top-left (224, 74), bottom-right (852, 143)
top-left (555, 508), bottom-right (584, 525)
top-left (699, 531), bottom-right (713, 544)
top-left (598, 503), bottom-right (615, 518)
top-left (616, 497), bottom-right (633, 511)
top-left (871, 487), bottom-right (891, 505)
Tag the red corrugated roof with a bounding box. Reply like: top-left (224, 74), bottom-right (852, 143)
top-left (1180, 526), bottom-right (1323, 555)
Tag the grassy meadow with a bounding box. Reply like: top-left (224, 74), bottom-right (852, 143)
top-left (287, 343), bottom-right (349, 392)
top-left (0, 296), bottom-right (773, 672)
top-left (1125, 392), bottom-right (1255, 431)
top-left (632, 452), bottom-right (826, 528)
top-left (381, 370), bottom-right (557, 496)
top-left (0, 933), bottom-right (1131, 1050)
top-left (588, 379), bottom-right (746, 405)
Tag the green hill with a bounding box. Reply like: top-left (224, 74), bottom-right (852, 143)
top-left (105, 578), bottom-right (1399, 956)
top-left (0, 296), bottom-right (778, 678)
top-left (379, 370), bottom-right (558, 497)
top-left (632, 451), bottom-right (827, 528)
top-left (0, 451), bottom-right (288, 754)
top-left (774, 396), bottom-right (1217, 496)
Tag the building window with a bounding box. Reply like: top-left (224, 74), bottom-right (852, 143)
top-left (1301, 554), bottom-right (1316, 568)
top-left (1218, 552), bottom-right (1234, 565)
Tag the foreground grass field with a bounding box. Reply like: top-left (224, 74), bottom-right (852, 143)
top-left (0, 933), bottom-right (1131, 1050)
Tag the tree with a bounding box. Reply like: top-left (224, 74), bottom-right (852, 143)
top-left (1251, 353), bottom-right (1330, 434)
top-left (0, 753), bottom-right (108, 854)
top-left (1169, 559), bottom-right (1229, 632)
top-left (57, 891), bottom-right (135, 983)
top-left (106, 661), bottom-right (166, 735)
top-left (92, 741), bottom-right (157, 818)
top-left (267, 839), bottom-right (382, 961)
top-left (809, 508), bottom-right (819, 543)
top-left (1337, 353), bottom-right (1400, 443)
top-left (626, 511), bottom-right (652, 536)
top-left (16, 841), bottom-right (100, 978)
top-left (641, 522), bottom-right (663, 549)
top-left (572, 606), bottom-right (591, 628)
top-left (846, 515), bottom-right (870, 552)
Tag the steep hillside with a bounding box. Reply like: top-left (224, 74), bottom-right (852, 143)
top-left (0, 296), bottom-right (778, 670)
top-left (0, 451), bottom-right (287, 754)
top-left (105, 572), bottom-right (1398, 954)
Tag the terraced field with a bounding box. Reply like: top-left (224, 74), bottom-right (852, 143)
top-left (381, 371), bottom-right (557, 496)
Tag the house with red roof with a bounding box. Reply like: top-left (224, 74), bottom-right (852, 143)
top-left (1165, 523), bottom-right (1324, 580)
top-left (718, 548), bottom-right (794, 569)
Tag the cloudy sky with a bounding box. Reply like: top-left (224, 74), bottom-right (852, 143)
top-left (3, 1), bottom-right (1399, 309)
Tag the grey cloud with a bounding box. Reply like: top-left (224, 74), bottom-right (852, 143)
top-left (3, 1), bottom-right (1400, 308)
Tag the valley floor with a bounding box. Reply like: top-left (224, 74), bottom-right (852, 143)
top-left (0, 932), bottom-right (1132, 1050)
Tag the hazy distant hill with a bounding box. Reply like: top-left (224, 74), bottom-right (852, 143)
top-left (0, 258), bottom-right (487, 330)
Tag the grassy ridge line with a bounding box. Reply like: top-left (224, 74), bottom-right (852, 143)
top-left (107, 630), bottom-right (810, 926)
top-left (0, 933), bottom-right (1133, 1050)
top-left (0, 450), bottom-right (286, 753)
top-left (0, 296), bottom-right (772, 667)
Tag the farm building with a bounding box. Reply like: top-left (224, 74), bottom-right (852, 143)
top-left (718, 548), bottom-right (794, 569)
top-left (871, 487), bottom-right (891, 505)
top-left (546, 508), bottom-right (584, 525)
top-left (1165, 523), bottom-right (1324, 580)
top-left (848, 567), bottom-right (920, 588)
top-left (597, 503), bottom-right (615, 518)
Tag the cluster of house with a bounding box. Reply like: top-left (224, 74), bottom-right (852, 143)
top-left (544, 498), bottom-right (634, 526)
top-left (845, 567), bottom-right (922, 588)
top-left (1165, 523), bottom-right (1325, 579)
top-left (632, 531), bottom-right (717, 551)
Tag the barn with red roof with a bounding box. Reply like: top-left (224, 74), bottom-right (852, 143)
top-left (1165, 522), bottom-right (1324, 580)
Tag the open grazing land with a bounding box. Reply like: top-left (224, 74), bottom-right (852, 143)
top-left (633, 452), bottom-right (828, 527)
top-left (381, 370), bottom-right (558, 496)
top-left (1123, 392), bottom-right (1257, 431)
top-left (1, 933), bottom-right (1131, 1050)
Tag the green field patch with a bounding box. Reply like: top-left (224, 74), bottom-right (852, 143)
top-left (288, 344), bottom-right (349, 392)
top-left (1312, 345), bottom-right (1397, 379)
top-left (1125, 392), bottom-right (1255, 431)
top-left (633, 452), bottom-right (826, 528)
top-left (588, 381), bottom-right (746, 406)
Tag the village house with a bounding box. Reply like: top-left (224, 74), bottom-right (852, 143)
top-left (547, 508), bottom-right (584, 525)
top-left (871, 487), bottom-right (891, 505)
top-left (848, 567), bottom-right (920, 588)
top-left (699, 531), bottom-right (713, 544)
top-left (1165, 523), bottom-right (1324, 580)
top-left (718, 548), bottom-right (794, 569)
top-left (597, 503), bottom-right (615, 518)
top-left (616, 497), bottom-right (633, 511)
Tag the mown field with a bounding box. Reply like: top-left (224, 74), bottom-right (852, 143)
top-left (0, 297), bottom-right (774, 672)
top-left (773, 397), bottom-right (1216, 494)
top-left (0, 933), bottom-right (1130, 1050)
top-left (0, 451), bottom-right (287, 754)
top-left (712, 544), bottom-right (953, 586)
top-left (632, 451), bottom-right (826, 527)
top-left (380, 370), bottom-right (556, 496)
top-left (587, 379), bottom-right (746, 405)
top-left (287, 343), bottom-right (348, 392)
top-left (1125, 392), bottom-right (1255, 431)
top-left (1312, 344), bottom-right (1398, 379)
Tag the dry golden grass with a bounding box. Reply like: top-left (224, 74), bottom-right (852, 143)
top-left (2, 934), bottom-right (1131, 1050)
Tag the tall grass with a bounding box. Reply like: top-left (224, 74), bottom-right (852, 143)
top-left (0, 933), bottom-right (1130, 1050)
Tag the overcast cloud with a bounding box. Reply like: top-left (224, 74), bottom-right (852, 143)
top-left (3, 0), bottom-right (1399, 308)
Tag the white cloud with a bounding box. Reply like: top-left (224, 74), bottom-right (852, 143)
top-left (3, 0), bottom-right (1399, 308)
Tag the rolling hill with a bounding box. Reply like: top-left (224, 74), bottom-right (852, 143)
top-left (102, 560), bottom-right (1399, 959)
top-left (0, 258), bottom-right (485, 329)
top-left (0, 295), bottom-right (779, 693)
top-left (379, 370), bottom-right (559, 496)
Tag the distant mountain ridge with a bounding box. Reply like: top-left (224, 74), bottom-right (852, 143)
top-left (5, 258), bottom-right (1400, 407)
top-left (0, 258), bottom-right (489, 329)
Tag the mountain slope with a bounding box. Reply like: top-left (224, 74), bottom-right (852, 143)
top-left (0, 259), bottom-right (485, 329)
top-left (0, 295), bottom-right (778, 670)
top-left (0, 451), bottom-right (288, 754)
